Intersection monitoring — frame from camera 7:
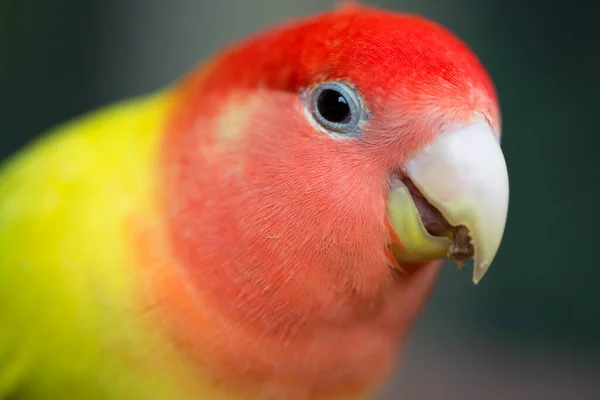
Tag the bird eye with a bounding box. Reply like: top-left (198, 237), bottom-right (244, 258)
top-left (310, 81), bottom-right (363, 137)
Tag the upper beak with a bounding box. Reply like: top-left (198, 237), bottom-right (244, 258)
top-left (387, 119), bottom-right (509, 284)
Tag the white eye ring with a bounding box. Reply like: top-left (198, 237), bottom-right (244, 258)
top-left (309, 81), bottom-right (365, 138)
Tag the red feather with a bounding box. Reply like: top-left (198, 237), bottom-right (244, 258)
top-left (142, 5), bottom-right (498, 399)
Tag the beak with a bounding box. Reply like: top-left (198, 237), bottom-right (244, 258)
top-left (387, 120), bottom-right (509, 284)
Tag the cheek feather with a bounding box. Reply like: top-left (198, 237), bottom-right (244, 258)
top-left (129, 210), bottom-right (442, 400)
top-left (148, 86), bottom-right (428, 398)
top-left (163, 85), bottom-right (396, 314)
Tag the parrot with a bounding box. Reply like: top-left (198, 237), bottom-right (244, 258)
top-left (0, 3), bottom-right (509, 400)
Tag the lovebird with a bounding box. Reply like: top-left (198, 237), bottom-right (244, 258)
top-left (0, 3), bottom-right (509, 400)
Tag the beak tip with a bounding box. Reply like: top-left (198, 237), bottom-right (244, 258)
top-left (472, 261), bottom-right (490, 284)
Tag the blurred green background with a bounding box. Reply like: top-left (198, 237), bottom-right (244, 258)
top-left (1, 0), bottom-right (599, 398)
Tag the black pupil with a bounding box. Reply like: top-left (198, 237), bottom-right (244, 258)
top-left (317, 89), bottom-right (351, 123)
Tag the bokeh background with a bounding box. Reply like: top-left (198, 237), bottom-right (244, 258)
top-left (1, 0), bottom-right (599, 399)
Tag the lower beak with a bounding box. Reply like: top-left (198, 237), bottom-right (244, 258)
top-left (387, 120), bottom-right (509, 284)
